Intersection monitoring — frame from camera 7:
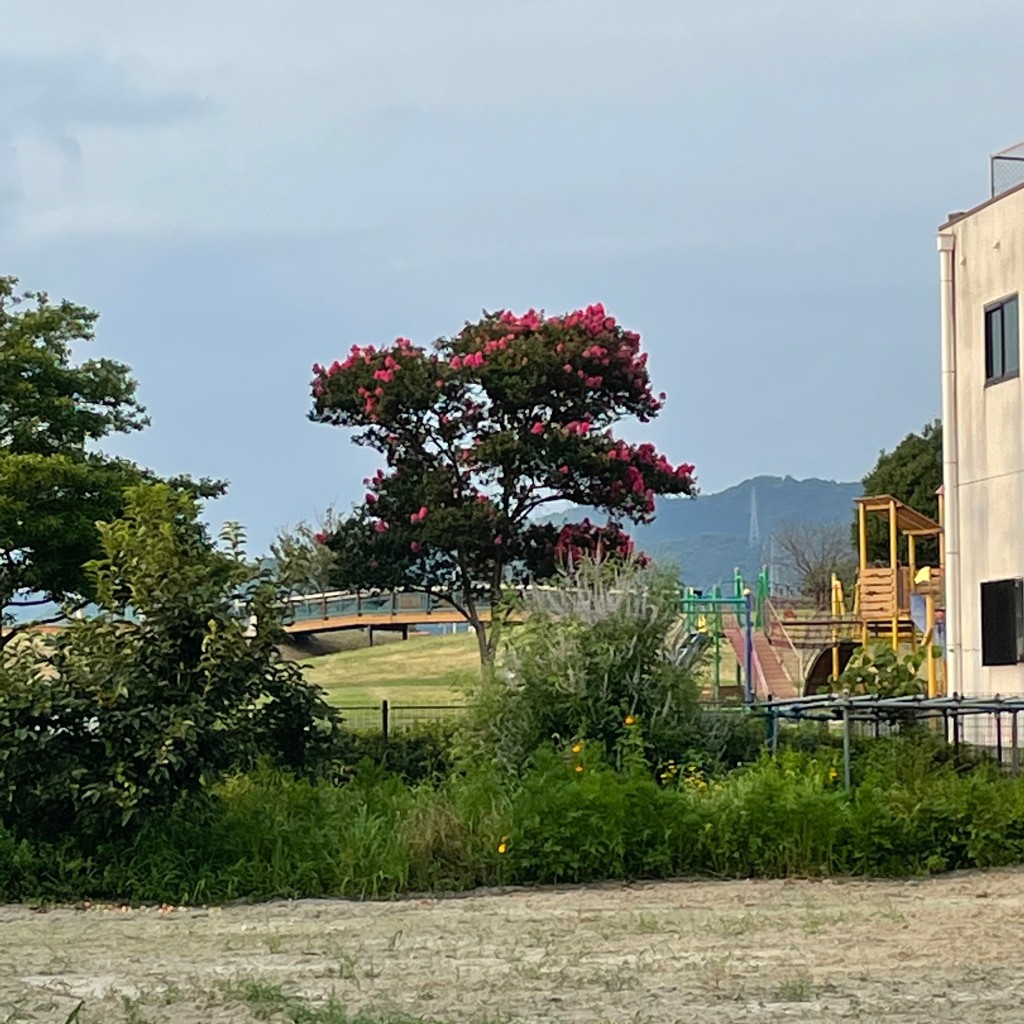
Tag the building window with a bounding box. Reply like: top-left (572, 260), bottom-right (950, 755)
top-left (980, 578), bottom-right (1024, 665)
top-left (985, 294), bottom-right (1020, 384)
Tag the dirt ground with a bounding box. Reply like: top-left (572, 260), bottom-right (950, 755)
top-left (3, 870), bottom-right (1024, 1023)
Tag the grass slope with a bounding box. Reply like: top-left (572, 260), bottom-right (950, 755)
top-left (300, 632), bottom-right (479, 706)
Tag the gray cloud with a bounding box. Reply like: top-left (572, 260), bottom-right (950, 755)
top-left (0, 53), bottom-right (209, 228)
top-left (5, 0), bottom-right (1024, 549)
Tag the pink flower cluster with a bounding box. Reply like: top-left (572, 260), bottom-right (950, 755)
top-left (547, 303), bottom-right (617, 337)
top-left (450, 350), bottom-right (486, 371)
top-left (361, 469), bottom-right (385, 513)
top-left (496, 308), bottom-right (543, 332)
top-left (598, 441), bottom-right (697, 516)
top-left (451, 305), bottom-right (625, 385)
top-left (553, 518), bottom-right (648, 568)
top-left (607, 441), bottom-right (694, 480)
top-left (409, 506), bottom-right (428, 524)
top-left (311, 339), bottom-right (421, 417)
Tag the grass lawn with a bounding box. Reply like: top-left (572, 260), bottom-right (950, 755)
top-left (299, 632), bottom-right (480, 706)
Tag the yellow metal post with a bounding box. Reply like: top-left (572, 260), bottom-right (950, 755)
top-left (830, 572), bottom-right (840, 682)
top-left (937, 491), bottom-right (946, 568)
top-left (858, 503), bottom-right (868, 573)
top-left (889, 499), bottom-right (899, 650)
top-left (858, 502), bottom-right (869, 647)
top-left (925, 593), bottom-right (937, 698)
top-left (907, 533), bottom-right (918, 653)
top-left (908, 534), bottom-right (917, 595)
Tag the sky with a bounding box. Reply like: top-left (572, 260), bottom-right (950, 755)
top-left (2, 0), bottom-right (1022, 552)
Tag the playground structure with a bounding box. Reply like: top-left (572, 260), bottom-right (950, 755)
top-left (276, 490), bottom-right (947, 702)
top-left (678, 569), bottom-right (799, 702)
top-left (680, 491), bottom-right (947, 702)
top-left (854, 494), bottom-right (944, 651)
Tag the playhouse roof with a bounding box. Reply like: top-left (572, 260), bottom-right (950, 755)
top-left (854, 494), bottom-right (942, 536)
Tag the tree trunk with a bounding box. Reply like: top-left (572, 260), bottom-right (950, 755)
top-left (470, 614), bottom-right (492, 667)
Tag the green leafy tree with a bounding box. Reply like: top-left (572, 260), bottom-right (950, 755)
top-left (838, 643), bottom-right (929, 697)
top-left (0, 277), bottom-right (222, 645)
top-left (0, 484), bottom-right (342, 839)
top-left (309, 305), bottom-right (696, 664)
top-left (856, 420), bottom-right (943, 565)
top-left (271, 506), bottom-right (344, 597)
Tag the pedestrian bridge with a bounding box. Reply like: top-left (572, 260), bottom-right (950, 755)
top-left (282, 590), bottom-right (492, 638)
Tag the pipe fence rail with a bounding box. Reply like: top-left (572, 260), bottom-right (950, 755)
top-left (760, 692), bottom-right (1024, 788)
top-left (333, 693), bottom-right (1024, 789)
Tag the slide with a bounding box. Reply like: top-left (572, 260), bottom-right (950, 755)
top-left (909, 595), bottom-right (946, 651)
top-left (803, 641), bottom-right (859, 696)
top-left (668, 631), bottom-right (712, 673)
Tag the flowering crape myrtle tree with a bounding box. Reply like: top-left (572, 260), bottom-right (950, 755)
top-left (310, 304), bottom-right (696, 664)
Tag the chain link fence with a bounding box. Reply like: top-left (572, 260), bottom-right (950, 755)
top-left (991, 142), bottom-right (1024, 198)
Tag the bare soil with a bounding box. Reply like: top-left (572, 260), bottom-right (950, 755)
top-left (3, 870), bottom-right (1024, 1023)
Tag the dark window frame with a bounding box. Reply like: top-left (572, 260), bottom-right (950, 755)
top-left (981, 578), bottom-right (1024, 666)
top-left (985, 293), bottom-right (1020, 385)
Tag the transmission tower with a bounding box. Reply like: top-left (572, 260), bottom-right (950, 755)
top-left (748, 485), bottom-right (761, 549)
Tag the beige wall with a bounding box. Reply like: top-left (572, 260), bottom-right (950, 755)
top-left (947, 187), bottom-right (1024, 695)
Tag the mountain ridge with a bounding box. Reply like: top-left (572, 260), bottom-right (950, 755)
top-left (546, 474), bottom-right (861, 588)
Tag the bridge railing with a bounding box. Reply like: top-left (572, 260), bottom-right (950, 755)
top-left (282, 589), bottom-right (492, 623)
top-left (282, 581), bottom-right (646, 625)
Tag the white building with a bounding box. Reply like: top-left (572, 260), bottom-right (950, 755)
top-left (940, 146), bottom-right (1024, 696)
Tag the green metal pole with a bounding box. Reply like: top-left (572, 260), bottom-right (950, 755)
top-left (842, 705), bottom-right (852, 792)
top-left (756, 567), bottom-right (769, 629)
top-left (714, 631), bottom-right (721, 704)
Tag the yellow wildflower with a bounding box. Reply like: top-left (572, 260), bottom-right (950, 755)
top-left (571, 742), bottom-right (583, 754)
top-left (624, 715), bottom-right (636, 726)
top-left (575, 764), bottom-right (584, 773)
top-left (497, 842), bottom-right (507, 855)
top-left (829, 769), bottom-right (839, 782)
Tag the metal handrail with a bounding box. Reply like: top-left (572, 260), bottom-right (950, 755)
top-left (763, 598), bottom-right (804, 685)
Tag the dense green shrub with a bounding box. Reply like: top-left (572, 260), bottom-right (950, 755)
top-left (465, 560), bottom-right (706, 773)
top-left (6, 736), bottom-right (1024, 905)
top-left (838, 643), bottom-right (930, 698)
top-left (335, 722), bottom-right (457, 785)
top-left (0, 485), bottom-right (342, 842)
top-left (643, 707), bottom-right (767, 775)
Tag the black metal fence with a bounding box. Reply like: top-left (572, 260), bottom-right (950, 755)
top-left (336, 701), bottom-right (467, 740)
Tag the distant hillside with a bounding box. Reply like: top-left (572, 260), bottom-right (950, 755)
top-left (544, 475), bottom-right (861, 589)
